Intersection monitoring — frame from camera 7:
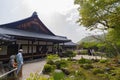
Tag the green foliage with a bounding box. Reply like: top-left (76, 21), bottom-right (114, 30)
top-left (74, 70), bottom-right (86, 80)
top-left (75, 0), bottom-right (120, 57)
top-left (75, 0), bottom-right (120, 29)
top-left (64, 70), bottom-right (86, 80)
top-left (78, 58), bottom-right (92, 64)
top-left (43, 64), bottom-right (56, 74)
top-left (47, 54), bottom-right (59, 61)
top-left (79, 41), bottom-right (120, 57)
top-left (80, 64), bottom-right (93, 69)
top-left (55, 59), bottom-right (68, 69)
top-left (61, 68), bottom-right (70, 75)
top-left (92, 68), bottom-right (104, 75)
top-left (99, 59), bottom-right (108, 63)
top-left (47, 60), bottom-right (54, 65)
top-left (97, 43), bottom-right (106, 52)
top-left (79, 50), bottom-right (88, 55)
top-left (26, 73), bottom-right (48, 80)
top-left (80, 42), bottom-right (98, 49)
top-left (62, 50), bottom-right (76, 59)
top-left (52, 71), bottom-right (65, 80)
top-left (28, 56), bottom-right (120, 80)
top-left (110, 68), bottom-right (120, 80)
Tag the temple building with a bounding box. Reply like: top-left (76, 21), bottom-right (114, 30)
top-left (60, 41), bottom-right (77, 51)
top-left (0, 12), bottom-right (71, 62)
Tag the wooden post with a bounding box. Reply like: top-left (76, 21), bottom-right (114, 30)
top-left (52, 43), bottom-right (54, 54)
top-left (27, 40), bottom-right (29, 54)
top-left (38, 41), bottom-right (39, 57)
top-left (63, 42), bottom-right (65, 52)
top-left (46, 41), bottom-right (48, 56)
top-left (31, 41), bottom-right (33, 60)
top-left (57, 43), bottom-right (59, 54)
top-left (45, 41), bottom-right (48, 56)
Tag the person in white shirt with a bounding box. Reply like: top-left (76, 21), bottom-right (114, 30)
top-left (16, 49), bottom-right (24, 80)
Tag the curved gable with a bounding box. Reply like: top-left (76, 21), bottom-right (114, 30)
top-left (0, 12), bottom-right (55, 36)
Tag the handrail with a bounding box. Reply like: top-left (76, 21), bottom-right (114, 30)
top-left (0, 68), bottom-right (17, 78)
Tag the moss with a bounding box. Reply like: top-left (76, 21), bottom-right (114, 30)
top-left (80, 64), bottom-right (93, 69)
top-left (92, 68), bottom-right (104, 75)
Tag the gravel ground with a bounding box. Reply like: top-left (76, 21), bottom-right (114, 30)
top-left (73, 55), bottom-right (106, 60)
top-left (22, 59), bottom-right (46, 80)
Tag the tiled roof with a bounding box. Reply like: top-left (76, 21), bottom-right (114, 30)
top-left (60, 41), bottom-right (77, 46)
top-left (0, 12), bottom-right (71, 43)
top-left (0, 27), bottom-right (71, 43)
top-left (0, 33), bottom-right (15, 41)
top-left (0, 12), bottom-right (55, 35)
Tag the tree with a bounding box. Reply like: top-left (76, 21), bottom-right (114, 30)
top-left (74, 0), bottom-right (120, 30)
top-left (74, 0), bottom-right (120, 57)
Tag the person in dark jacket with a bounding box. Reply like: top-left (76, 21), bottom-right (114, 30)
top-left (88, 48), bottom-right (92, 55)
top-left (8, 55), bottom-right (17, 80)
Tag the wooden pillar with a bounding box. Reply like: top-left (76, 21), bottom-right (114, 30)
top-left (46, 41), bottom-right (47, 56)
top-left (63, 42), bottom-right (65, 52)
top-left (38, 41), bottom-right (39, 54)
top-left (57, 43), bottom-right (59, 54)
top-left (52, 43), bottom-right (54, 54)
top-left (31, 41), bottom-right (33, 59)
top-left (27, 40), bottom-right (29, 54)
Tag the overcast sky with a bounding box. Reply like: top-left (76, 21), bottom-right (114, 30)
top-left (0, 0), bottom-right (99, 43)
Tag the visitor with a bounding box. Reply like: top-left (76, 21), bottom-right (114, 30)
top-left (8, 55), bottom-right (17, 79)
top-left (16, 49), bottom-right (24, 80)
top-left (88, 48), bottom-right (92, 55)
top-left (91, 49), bottom-right (95, 56)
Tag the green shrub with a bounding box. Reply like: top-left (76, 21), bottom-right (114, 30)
top-left (79, 50), bottom-right (88, 55)
top-left (47, 60), bottom-right (54, 65)
top-left (78, 58), bottom-right (92, 64)
top-left (67, 58), bottom-right (73, 61)
top-left (26, 73), bottom-right (48, 80)
top-left (55, 59), bottom-right (68, 69)
top-left (91, 59), bottom-right (100, 63)
top-left (75, 70), bottom-right (86, 80)
top-left (47, 54), bottom-right (59, 61)
top-left (52, 71), bottom-right (65, 80)
top-left (92, 68), bottom-right (104, 75)
top-left (99, 59), bottom-right (108, 63)
top-left (97, 74), bottom-right (110, 80)
top-left (62, 50), bottom-right (76, 58)
top-left (61, 68), bottom-right (70, 75)
top-left (80, 64), bottom-right (93, 69)
top-left (43, 64), bottom-right (55, 74)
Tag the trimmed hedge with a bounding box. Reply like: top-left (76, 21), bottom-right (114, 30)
top-left (42, 64), bottom-right (56, 74)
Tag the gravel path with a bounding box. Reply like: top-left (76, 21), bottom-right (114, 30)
top-left (73, 55), bottom-right (106, 60)
top-left (22, 59), bottom-right (46, 80)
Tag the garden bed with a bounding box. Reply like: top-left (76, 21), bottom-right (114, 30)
top-left (27, 54), bottom-right (120, 80)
